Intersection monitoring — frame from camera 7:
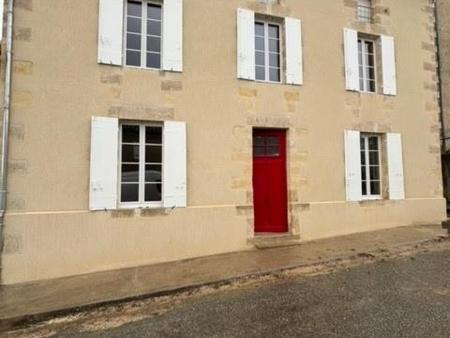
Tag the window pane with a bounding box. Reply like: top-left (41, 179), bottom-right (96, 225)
top-left (256, 66), bottom-right (265, 81)
top-left (127, 17), bottom-right (142, 33)
top-left (255, 23), bottom-right (265, 37)
top-left (145, 183), bottom-right (162, 202)
top-left (370, 166), bottom-right (380, 180)
top-left (365, 41), bottom-right (374, 54)
top-left (370, 181), bottom-right (380, 195)
top-left (146, 145), bottom-right (162, 163)
top-left (267, 137), bottom-right (279, 147)
top-left (254, 136), bottom-right (265, 147)
top-left (127, 33), bottom-right (141, 50)
top-left (368, 67), bottom-right (375, 81)
top-left (255, 51), bottom-right (265, 66)
top-left (269, 53), bottom-right (280, 67)
top-left (121, 184), bottom-right (139, 202)
top-left (147, 20), bottom-right (161, 36)
top-left (146, 165), bottom-right (162, 182)
top-left (361, 151), bottom-right (366, 165)
top-left (368, 137), bottom-right (378, 150)
top-left (360, 137), bottom-right (366, 150)
top-left (122, 164), bottom-right (139, 183)
top-left (147, 36), bottom-right (161, 53)
top-left (269, 68), bottom-right (280, 82)
top-left (267, 146), bottom-right (279, 156)
top-left (361, 166), bottom-right (366, 180)
top-left (122, 125), bottom-right (140, 143)
top-left (146, 52), bottom-right (161, 69)
top-left (254, 146), bottom-right (265, 156)
top-left (368, 80), bottom-right (376, 92)
top-left (147, 4), bottom-right (162, 20)
top-left (255, 37), bottom-right (265, 51)
top-left (122, 145), bottom-right (140, 162)
top-left (362, 181), bottom-right (367, 196)
top-left (358, 40), bottom-right (362, 52)
top-left (146, 126), bottom-right (162, 144)
top-left (369, 151), bottom-right (379, 165)
top-left (127, 1), bottom-right (142, 17)
top-left (268, 25), bottom-right (279, 39)
top-left (126, 50), bottom-right (141, 67)
top-left (269, 39), bottom-right (279, 53)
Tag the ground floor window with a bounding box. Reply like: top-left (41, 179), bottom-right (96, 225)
top-left (360, 134), bottom-right (381, 199)
top-left (119, 123), bottom-right (163, 206)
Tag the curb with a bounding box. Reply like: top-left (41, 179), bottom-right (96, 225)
top-left (1, 235), bottom-right (448, 333)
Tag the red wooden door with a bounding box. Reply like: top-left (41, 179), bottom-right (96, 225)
top-left (252, 129), bottom-right (288, 233)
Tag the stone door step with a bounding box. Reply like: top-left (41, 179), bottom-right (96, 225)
top-left (250, 233), bottom-right (301, 249)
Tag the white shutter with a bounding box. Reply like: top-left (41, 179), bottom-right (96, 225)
top-left (387, 133), bottom-right (405, 200)
top-left (237, 9), bottom-right (255, 81)
top-left (89, 117), bottom-right (119, 210)
top-left (344, 130), bottom-right (362, 201)
top-left (163, 121), bottom-right (187, 208)
top-left (381, 35), bottom-right (397, 96)
top-left (162, 0), bottom-right (183, 72)
top-left (285, 17), bottom-right (303, 86)
top-left (98, 0), bottom-right (124, 66)
top-left (0, 0), bottom-right (4, 43)
top-left (343, 28), bottom-right (359, 91)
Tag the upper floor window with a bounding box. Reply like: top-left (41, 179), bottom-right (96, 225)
top-left (125, 0), bottom-right (163, 69)
top-left (358, 0), bottom-right (373, 23)
top-left (358, 38), bottom-right (376, 92)
top-left (255, 21), bottom-right (281, 83)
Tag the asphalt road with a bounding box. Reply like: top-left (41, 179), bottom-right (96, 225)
top-left (53, 249), bottom-right (450, 338)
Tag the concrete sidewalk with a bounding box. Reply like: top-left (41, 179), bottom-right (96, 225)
top-left (0, 224), bottom-right (448, 331)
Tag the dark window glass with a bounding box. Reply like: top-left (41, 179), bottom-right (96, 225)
top-left (368, 137), bottom-right (378, 150)
top-left (146, 127), bottom-right (162, 144)
top-left (254, 146), bottom-right (266, 156)
top-left (121, 164), bottom-right (140, 183)
top-left (368, 80), bottom-right (376, 92)
top-left (269, 39), bottom-right (279, 53)
top-left (147, 36), bottom-right (161, 53)
top-left (256, 66), bottom-right (265, 81)
top-left (145, 183), bottom-right (162, 202)
top-left (122, 125), bottom-right (140, 143)
top-left (365, 41), bottom-right (374, 54)
top-left (361, 151), bottom-right (366, 165)
top-left (255, 23), bottom-right (265, 37)
top-left (127, 1), bottom-right (142, 17)
top-left (255, 52), bottom-right (265, 66)
top-left (370, 181), bottom-right (380, 195)
top-left (255, 37), bottom-right (265, 51)
top-left (369, 151), bottom-right (379, 165)
top-left (362, 181), bottom-right (367, 196)
top-left (268, 25), bottom-right (279, 39)
top-left (269, 54), bottom-right (280, 67)
top-left (146, 145), bottom-right (162, 163)
top-left (254, 137), bottom-right (265, 147)
top-left (147, 20), bottom-right (161, 36)
top-left (360, 137), bottom-right (366, 150)
top-left (127, 17), bottom-right (142, 33)
top-left (147, 4), bottom-right (162, 20)
top-left (370, 166), bottom-right (380, 180)
top-left (121, 184), bottom-right (139, 202)
top-left (126, 50), bottom-right (141, 67)
top-left (127, 33), bottom-right (141, 50)
top-left (122, 145), bottom-right (140, 163)
top-left (267, 146), bottom-right (280, 156)
top-left (145, 165), bottom-right (162, 182)
top-left (147, 52), bottom-right (161, 69)
top-left (361, 166), bottom-right (367, 180)
top-left (269, 68), bottom-right (280, 82)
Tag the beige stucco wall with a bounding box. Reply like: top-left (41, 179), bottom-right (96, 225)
top-left (437, 0), bottom-right (450, 150)
top-left (0, 0), bottom-right (445, 284)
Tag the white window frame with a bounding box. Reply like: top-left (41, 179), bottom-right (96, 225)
top-left (357, 0), bottom-right (373, 23)
top-left (255, 20), bottom-right (282, 84)
top-left (124, 0), bottom-right (164, 70)
top-left (119, 122), bottom-right (164, 209)
top-left (360, 133), bottom-right (382, 200)
top-left (358, 38), bottom-right (377, 93)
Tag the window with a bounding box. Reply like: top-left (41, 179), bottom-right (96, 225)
top-left (360, 134), bottom-right (381, 199)
top-left (125, 0), bottom-right (162, 69)
top-left (255, 21), bottom-right (281, 82)
top-left (358, 38), bottom-right (376, 92)
top-left (358, 0), bottom-right (373, 23)
top-left (119, 124), bottom-right (163, 206)
top-left (253, 135), bottom-right (280, 157)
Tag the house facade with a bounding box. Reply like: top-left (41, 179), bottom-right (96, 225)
top-left (437, 0), bottom-right (450, 208)
top-left (0, 0), bottom-right (446, 285)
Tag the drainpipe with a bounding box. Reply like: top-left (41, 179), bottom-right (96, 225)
top-left (0, 0), bottom-right (15, 264)
top-left (434, 0), bottom-right (446, 151)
